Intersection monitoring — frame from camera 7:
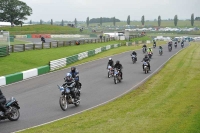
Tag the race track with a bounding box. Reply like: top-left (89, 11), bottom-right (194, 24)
top-left (0, 43), bottom-right (188, 133)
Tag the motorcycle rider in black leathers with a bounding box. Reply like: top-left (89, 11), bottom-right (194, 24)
top-left (153, 40), bottom-right (156, 47)
top-left (168, 41), bottom-right (173, 50)
top-left (69, 67), bottom-right (81, 90)
top-left (63, 73), bottom-right (79, 102)
top-left (114, 61), bottom-right (123, 79)
top-left (131, 51), bottom-right (137, 61)
top-left (142, 55), bottom-right (151, 71)
top-left (0, 89), bottom-right (9, 115)
top-left (142, 44), bottom-right (147, 52)
top-left (107, 58), bottom-right (114, 68)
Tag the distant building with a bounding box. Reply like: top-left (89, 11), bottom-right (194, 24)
top-left (0, 22), bottom-right (11, 27)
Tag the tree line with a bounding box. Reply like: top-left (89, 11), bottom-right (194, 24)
top-left (0, 0), bottom-right (198, 27)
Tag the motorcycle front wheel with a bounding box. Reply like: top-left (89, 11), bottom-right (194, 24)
top-left (7, 106), bottom-right (20, 121)
top-left (59, 95), bottom-right (68, 111)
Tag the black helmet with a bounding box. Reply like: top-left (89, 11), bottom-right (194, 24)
top-left (133, 51), bottom-right (135, 53)
top-left (116, 60), bottom-right (120, 64)
top-left (71, 67), bottom-right (76, 73)
top-left (145, 55), bottom-right (148, 58)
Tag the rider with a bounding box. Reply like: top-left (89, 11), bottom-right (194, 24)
top-left (114, 61), bottom-right (123, 79)
top-left (69, 67), bottom-right (81, 89)
top-left (168, 41), bottom-right (173, 50)
top-left (159, 46), bottom-right (163, 51)
top-left (181, 40), bottom-right (184, 45)
top-left (174, 41), bottom-right (177, 46)
top-left (107, 58), bottom-right (114, 68)
top-left (142, 44), bottom-right (147, 52)
top-left (142, 55), bottom-right (151, 71)
top-left (63, 73), bottom-right (79, 102)
top-left (41, 36), bottom-right (45, 43)
top-left (131, 51), bottom-right (137, 61)
top-left (147, 47), bottom-right (153, 54)
top-left (0, 89), bottom-right (9, 115)
top-left (153, 40), bottom-right (156, 47)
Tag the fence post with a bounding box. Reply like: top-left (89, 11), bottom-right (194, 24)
top-left (23, 44), bottom-right (25, 51)
top-left (12, 45), bottom-right (14, 52)
top-left (33, 44), bottom-right (35, 50)
top-left (42, 42), bottom-right (44, 49)
top-left (57, 41), bottom-right (59, 47)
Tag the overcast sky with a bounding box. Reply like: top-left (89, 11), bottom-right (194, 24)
top-left (21, 0), bottom-right (200, 22)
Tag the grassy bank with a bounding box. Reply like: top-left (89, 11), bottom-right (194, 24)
top-left (0, 25), bottom-right (87, 35)
top-left (19, 42), bottom-right (200, 133)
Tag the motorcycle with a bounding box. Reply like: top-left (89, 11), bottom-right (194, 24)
top-left (148, 52), bottom-right (153, 59)
top-left (0, 97), bottom-right (20, 121)
top-left (174, 43), bottom-right (177, 48)
top-left (114, 69), bottom-right (122, 84)
top-left (159, 49), bottom-right (163, 56)
top-left (168, 46), bottom-right (172, 52)
top-left (142, 47), bottom-right (146, 54)
top-left (143, 61), bottom-right (149, 74)
top-left (107, 66), bottom-right (114, 78)
top-left (153, 43), bottom-right (156, 48)
top-left (181, 43), bottom-right (184, 48)
top-left (131, 54), bottom-right (137, 64)
top-left (57, 82), bottom-right (80, 111)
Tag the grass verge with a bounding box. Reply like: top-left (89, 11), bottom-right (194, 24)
top-left (19, 42), bottom-right (200, 133)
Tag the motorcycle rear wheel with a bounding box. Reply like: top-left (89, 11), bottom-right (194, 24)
top-left (7, 106), bottom-right (20, 121)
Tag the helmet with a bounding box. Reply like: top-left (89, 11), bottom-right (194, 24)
top-left (133, 51), bottom-right (135, 53)
top-left (66, 73), bottom-right (72, 80)
top-left (109, 58), bottom-right (112, 61)
top-left (116, 60), bottom-right (120, 64)
top-left (149, 47), bottom-right (151, 49)
top-left (71, 67), bottom-right (76, 73)
top-left (145, 55), bottom-right (148, 58)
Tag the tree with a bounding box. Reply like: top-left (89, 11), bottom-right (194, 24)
top-left (141, 15), bottom-right (145, 25)
top-left (51, 19), bottom-right (53, 25)
top-left (74, 18), bottom-right (77, 27)
top-left (40, 19), bottom-right (42, 25)
top-left (90, 17), bottom-right (120, 23)
top-left (158, 15), bottom-right (161, 27)
top-left (100, 17), bottom-right (102, 26)
top-left (191, 13), bottom-right (194, 26)
top-left (0, 0), bottom-right (32, 26)
top-left (61, 19), bottom-right (64, 26)
top-left (113, 17), bottom-right (116, 26)
top-left (30, 20), bottom-right (32, 24)
top-left (86, 17), bottom-right (89, 27)
top-left (174, 15), bottom-right (178, 26)
top-left (127, 15), bottom-right (130, 25)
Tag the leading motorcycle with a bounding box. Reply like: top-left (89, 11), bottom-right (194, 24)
top-left (0, 97), bottom-right (20, 121)
top-left (57, 82), bottom-right (80, 111)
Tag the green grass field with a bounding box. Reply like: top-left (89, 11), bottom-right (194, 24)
top-left (18, 42), bottom-right (200, 133)
top-left (0, 25), bottom-right (87, 35)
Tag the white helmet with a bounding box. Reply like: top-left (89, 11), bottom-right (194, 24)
top-left (109, 58), bottom-right (112, 61)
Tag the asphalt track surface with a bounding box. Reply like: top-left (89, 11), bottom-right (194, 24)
top-left (0, 42), bottom-right (188, 133)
